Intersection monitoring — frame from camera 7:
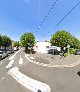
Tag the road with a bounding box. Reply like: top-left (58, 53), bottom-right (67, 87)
top-left (0, 48), bottom-right (80, 92)
top-left (0, 49), bottom-right (32, 92)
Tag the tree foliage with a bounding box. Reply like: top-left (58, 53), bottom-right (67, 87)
top-left (2, 36), bottom-right (12, 50)
top-left (20, 32), bottom-right (35, 50)
top-left (0, 35), bottom-right (2, 46)
top-left (14, 41), bottom-right (19, 47)
top-left (72, 37), bottom-right (80, 49)
top-left (50, 30), bottom-right (80, 49)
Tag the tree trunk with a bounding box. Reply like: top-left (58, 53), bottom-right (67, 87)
top-left (4, 46), bottom-right (6, 52)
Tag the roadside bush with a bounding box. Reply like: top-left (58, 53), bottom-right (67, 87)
top-left (70, 48), bottom-right (76, 54)
top-left (64, 53), bottom-right (68, 57)
top-left (24, 48), bottom-right (36, 54)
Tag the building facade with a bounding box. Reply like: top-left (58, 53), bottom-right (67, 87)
top-left (34, 42), bottom-right (51, 53)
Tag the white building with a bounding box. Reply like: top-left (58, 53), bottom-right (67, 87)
top-left (34, 42), bottom-right (51, 53)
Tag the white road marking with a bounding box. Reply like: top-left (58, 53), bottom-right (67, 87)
top-left (35, 62), bottom-right (40, 64)
top-left (9, 48), bottom-right (22, 60)
top-left (0, 62), bottom-right (3, 65)
top-left (38, 63), bottom-right (44, 65)
top-left (33, 61), bottom-right (36, 63)
top-left (42, 64), bottom-right (49, 66)
top-left (19, 58), bottom-right (23, 65)
top-left (25, 55), bottom-right (33, 62)
top-left (8, 67), bottom-right (51, 92)
top-left (1, 76), bottom-right (5, 80)
top-left (26, 54), bottom-right (30, 57)
top-left (6, 60), bottom-right (14, 68)
top-left (6, 49), bottom-right (22, 69)
top-left (30, 57), bottom-right (35, 60)
top-left (25, 54), bottom-right (80, 68)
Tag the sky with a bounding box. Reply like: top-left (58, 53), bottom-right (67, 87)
top-left (0, 0), bottom-right (80, 41)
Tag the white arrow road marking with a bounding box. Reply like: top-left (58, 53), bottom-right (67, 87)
top-left (8, 67), bottom-right (51, 92)
top-left (6, 60), bottom-right (14, 68)
top-left (19, 55), bottom-right (23, 65)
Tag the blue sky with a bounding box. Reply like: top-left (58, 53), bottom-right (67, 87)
top-left (0, 0), bottom-right (80, 41)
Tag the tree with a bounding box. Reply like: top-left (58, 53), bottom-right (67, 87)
top-left (72, 37), bottom-right (80, 49)
top-left (14, 41), bottom-right (19, 47)
top-left (2, 36), bottom-right (12, 51)
top-left (50, 30), bottom-right (80, 51)
top-left (20, 32), bottom-right (35, 51)
top-left (0, 35), bottom-right (2, 46)
top-left (51, 30), bottom-right (73, 47)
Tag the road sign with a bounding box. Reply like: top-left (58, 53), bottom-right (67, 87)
top-left (67, 45), bottom-right (70, 48)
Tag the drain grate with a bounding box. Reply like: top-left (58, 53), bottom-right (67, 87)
top-left (77, 71), bottom-right (80, 76)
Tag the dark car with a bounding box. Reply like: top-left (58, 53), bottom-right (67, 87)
top-left (48, 49), bottom-right (60, 55)
top-left (0, 51), bottom-right (8, 60)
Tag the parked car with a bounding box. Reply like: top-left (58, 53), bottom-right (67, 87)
top-left (14, 47), bottom-right (19, 51)
top-left (0, 51), bottom-right (8, 60)
top-left (75, 50), bottom-right (80, 55)
top-left (6, 49), bottom-right (14, 54)
top-left (48, 49), bottom-right (60, 55)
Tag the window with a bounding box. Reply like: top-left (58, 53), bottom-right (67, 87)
top-left (46, 46), bottom-right (49, 48)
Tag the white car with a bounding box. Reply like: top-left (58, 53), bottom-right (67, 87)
top-left (14, 47), bottom-right (18, 51)
top-left (0, 51), bottom-right (8, 60)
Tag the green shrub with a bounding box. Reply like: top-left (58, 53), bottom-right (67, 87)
top-left (64, 53), bottom-right (68, 57)
top-left (70, 48), bottom-right (76, 54)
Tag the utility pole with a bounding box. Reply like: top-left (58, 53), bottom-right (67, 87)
top-left (67, 45), bottom-right (70, 56)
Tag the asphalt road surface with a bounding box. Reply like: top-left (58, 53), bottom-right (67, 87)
top-left (0, 48), bottom-right (80, 92)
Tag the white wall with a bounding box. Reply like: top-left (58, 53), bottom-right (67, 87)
top-left (34, 42), bottom-right (51, 53)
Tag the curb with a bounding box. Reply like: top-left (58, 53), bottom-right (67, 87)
top-left (25, 54), bottom-right (80, 68)
top-left (8, 67), bottom-right (51, 92)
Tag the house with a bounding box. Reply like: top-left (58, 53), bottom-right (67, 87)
top-left (33, 41), bottom-right (61, 54)
top-left (34, 41), bottom-right (51, 53)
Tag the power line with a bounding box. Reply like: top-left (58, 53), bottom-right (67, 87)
top-left (56, 1), bottom-right (80, 26)
top-left (42, 1), bottom-right (80, 37)
top-left (35, 0), bottom-right (59, 33)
